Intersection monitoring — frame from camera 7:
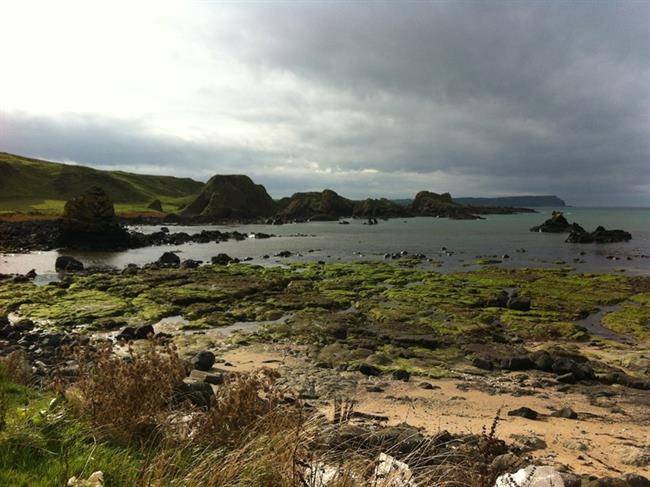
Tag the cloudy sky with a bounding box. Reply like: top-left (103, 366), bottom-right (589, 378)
top-left (0, 1), bottom-right (648, 205)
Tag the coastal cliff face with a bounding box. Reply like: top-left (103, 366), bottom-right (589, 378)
top-left (181, 175), bottom-right (276, 218)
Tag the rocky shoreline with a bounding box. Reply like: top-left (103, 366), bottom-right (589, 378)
top-left (1, 257), bottom-right (648, 483)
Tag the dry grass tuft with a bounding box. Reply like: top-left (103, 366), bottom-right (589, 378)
top-left (71, 341), bottom-right (186, 445)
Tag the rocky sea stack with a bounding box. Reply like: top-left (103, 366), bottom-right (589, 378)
top-left (409, 191), bottom-right (482, 219)
top-left (276, 189), bottom-right (355, 221)
top-left (181, 175), bottom-right (276, 219)
top-left (530, 211), bottom-right (572, 232)
top-left (57, 186), bottom-right (130, 250)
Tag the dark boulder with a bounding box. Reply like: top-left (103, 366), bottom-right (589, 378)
top-left (117, 324), bottom-right (154, 341)
top-left (500, 356), bottom-right (534, 371)
top-left (55, 256), bottom-right (84, 272)
top-left (507, 295), bottom-right (531, 311)
top-left (528, 350), bottom-right (554, 372)
top-left (193, 350), bottom-right (216, 371)
top-left (391, 369), bottom-right (411, 381)
top-left (358, 363), bottom-right (381, 376)
top-left (157, 252), bottom-right (180, 267)
top-left (507, 407), bottom-right (539, 420)
top-left (211, 253), bottom-right (235, 265)
top-left (472, 357), bottom-right (494, 370)
top-left (552, 358), bottom-right (594, 381)
top-left (173, 381), bottom-right (214, 409)
top-left (181, 259), bottom-right (202, 269)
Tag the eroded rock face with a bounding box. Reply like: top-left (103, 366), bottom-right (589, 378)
top-left (58, 187), bottom-right (130, 250)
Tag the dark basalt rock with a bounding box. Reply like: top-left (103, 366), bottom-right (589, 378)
top-left (157, 252), bottom-right (180, 267)
top-left (58, 186), bottom-right (131, 250)
top-left (530, 211), bottom-right (572, 232)
top-left (117, 324), bottom-right (154, 341)
top-left (173, 381), bottom-right (214, 409)
top-left (211, 253), bottom-right (235, 265)
top-left (55, 256), bottom-right (84, 272)
top-left (507, 406), bottom-right (539, 420)
top-left (193, 350), bottom-right (216, 371)
top-left (358, 363), bottom-right (381, 376)
top-left (566, 225), bottom-right (632, 244)
top-left (181, 259), bottom-right (202, 269)
top-left (507, 295), bottom-right (531, 311)
top-left (501, 356), bottom-right (535, 371)
top-left (552, 357), bottom-right (595, 381)
top-left (472, 357), bottom-right (494, 370)
top-left (391, 369), bottom-right (411, 381)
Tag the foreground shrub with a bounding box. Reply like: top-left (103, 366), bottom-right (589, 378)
top-left (71, 342), bottom-right (186, 444)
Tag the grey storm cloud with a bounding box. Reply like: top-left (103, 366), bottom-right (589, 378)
top-left (1, 2), bottom-right (648, 205)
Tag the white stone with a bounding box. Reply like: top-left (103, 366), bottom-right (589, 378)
top-left (495, 465), bottom-right (564, 487)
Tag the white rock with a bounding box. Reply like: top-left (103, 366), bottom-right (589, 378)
top-left (495, 466), bottom-right (564, 487)
top-left (372, 453), bottom-right (417, 487)
top-left (67, 471), bottom-right (104, 487)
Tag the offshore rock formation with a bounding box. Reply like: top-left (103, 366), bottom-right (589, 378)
top-left (352, 198), bottom-right (409, 218)
top-left (408, 191), bottom-right (483, 219)
top-left (276, 189), bottom-right (355, 221)
top-left (530, 211), bottom-right (572, 232)
top-left (57, 186), bottom-right (131, 250)
top-left (181, 175), bottom-right (276, 219)
top-left (566, 225), bottom-right (632, 244)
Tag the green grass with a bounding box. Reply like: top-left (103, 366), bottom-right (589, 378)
top-left (0, 370), bottom-right (141, 486)
top-left (0, 152), bottom-right (203, 215)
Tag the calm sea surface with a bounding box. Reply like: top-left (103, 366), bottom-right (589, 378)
top-left (2, 207), bottom-right (649, 280)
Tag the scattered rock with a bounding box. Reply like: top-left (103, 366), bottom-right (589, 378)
top-left (507, 407), bottom-right (539, 420)
top-left (55, 256), bottom-right (84, 272)
top-left (550, 407), bottom-right (578, 419)
top-left (391, 369), bottom-right (411, 382)
top-left (157, 252), bottom-right (180, 267)
top-left (211, 253), bottom-right (235, 265)
top-left (193, 350), bottom-right (216, 371)
top-left (472, 356), bottom-right (494, 370)
top-left (507, 295), bottom-right (531, 311)
top-left (358, 363), bottom-right (381, 377)
top-left (495, 466), bottom-right (565, 487)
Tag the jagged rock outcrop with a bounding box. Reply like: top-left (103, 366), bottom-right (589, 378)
top-left (530, 211), bottom-right (572, 232)
top-left (566, 225), bottom-right (632, 244)
top-left (353, 198), bottom-right (409, 218)
top-left (57, 186), bottom-right (130, 250)
top-left (276, 189), bottom-right (354, 221)
top-left (408, 191), bottom-right (482, 219)
top-left (181, 175), bottom-right (276, 219)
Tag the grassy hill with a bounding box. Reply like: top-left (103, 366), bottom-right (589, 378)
top-left (0, 152), bottom-right (204, 215)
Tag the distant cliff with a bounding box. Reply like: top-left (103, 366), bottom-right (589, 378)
top-left (454, 195), bottom-right (565, 207)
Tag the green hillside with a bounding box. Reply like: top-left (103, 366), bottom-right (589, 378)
top-left (0, 152), bottom-right (204, 214)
